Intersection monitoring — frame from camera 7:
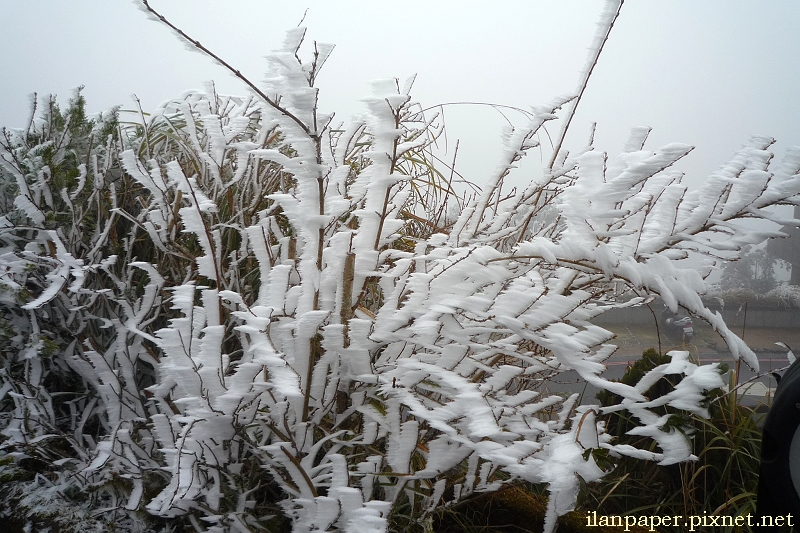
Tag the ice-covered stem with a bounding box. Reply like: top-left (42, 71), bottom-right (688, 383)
top-left (250, 28), bottom-right (335, 423)
top-left (511, 134), bottom-right (800, 371)
top-left (451, 96), bottom-right (573, 245)
top-left (350, 78), bottom-right (420, 303)
top-left (138, 0), bottom-right (313, 138)
top-left (548, 0), bottom-right (623, 170)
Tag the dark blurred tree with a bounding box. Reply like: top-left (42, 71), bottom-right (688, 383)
top-left (718, 245), bottom-right (784, 294)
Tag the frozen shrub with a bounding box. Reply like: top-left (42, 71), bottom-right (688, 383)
top-left (2, 4), bottom-right (800, 533)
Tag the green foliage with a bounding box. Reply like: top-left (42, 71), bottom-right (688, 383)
top-left (597, 348), bottom-right (703, 438)
top-left (585, 349), bottom-right (764, 532)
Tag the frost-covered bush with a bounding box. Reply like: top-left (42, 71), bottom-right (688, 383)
top-left (3, 10), bottom-right (800, 533)
top-left (766, 284), bottom-right (800, 308)
top-left (705, 284), bottom-right (800, 310)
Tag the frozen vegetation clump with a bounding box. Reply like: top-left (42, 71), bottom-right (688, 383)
top-left (767, 284), bottom-right (800, 307)
top-left (2, 2), bottom-right (800, 532)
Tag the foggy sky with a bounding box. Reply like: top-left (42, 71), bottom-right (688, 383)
top-left (2, 1), bottom-right (799, 192)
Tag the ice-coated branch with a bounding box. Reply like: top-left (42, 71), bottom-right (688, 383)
top-left (138, 0), bottom-right (313, 137)
top-left (548, 0), bottom-right (624, 170)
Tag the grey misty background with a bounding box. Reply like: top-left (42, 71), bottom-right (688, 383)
top-left (2, 2), bottom-right (799, 188)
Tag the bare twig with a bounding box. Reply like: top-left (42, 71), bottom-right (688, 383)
top-left (139, 0), bottom-right (312, 137)
top-left (548, 0), bottom-right (624, 170)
